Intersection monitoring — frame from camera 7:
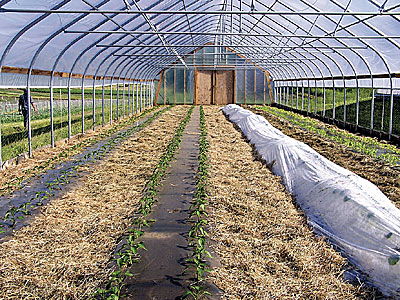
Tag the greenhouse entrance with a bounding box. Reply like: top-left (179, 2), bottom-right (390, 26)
top-left (194, 69), bottom-right (235, 105)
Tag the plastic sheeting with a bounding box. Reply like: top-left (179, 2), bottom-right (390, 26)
top-left (222, 104), bottom-right (400, 297)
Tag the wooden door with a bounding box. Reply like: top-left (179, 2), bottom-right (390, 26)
top-left (194, 70), bottom-right (212, 105)
top-left (215, 70), bottom-right (234, 105)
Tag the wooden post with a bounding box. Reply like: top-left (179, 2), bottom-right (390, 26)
top-left (173, 68), bottom-right (176, 105)
top-left (164, 71), bottom-right (166, 105)
top-left (233, 70), bottom-right (237, 104)
top-left (254, 68), bottom-right (256, 104)
top-left (244, 65), bottom-right (247, 105)
top-left (263, 72), bottom-right (266, 105)
top-left (154, 70), bottom-right (164, 106)
top-left (266, 72), bottom-right (274, 104)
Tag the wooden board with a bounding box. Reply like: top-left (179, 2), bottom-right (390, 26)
top-left (195, 70), bottom-right (212, 105)
top-left (215, 70), bottom-right (234, 105)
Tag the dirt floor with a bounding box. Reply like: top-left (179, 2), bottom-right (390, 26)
top-left (249, 106), bottom-right (400, 210)
top-left (204, 106), bottom-right (378, 299)
top-left (0, 106), bottom-right (189, 299)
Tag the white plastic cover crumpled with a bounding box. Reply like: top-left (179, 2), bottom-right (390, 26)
top-left (222, 104), bottom-right (400, 297)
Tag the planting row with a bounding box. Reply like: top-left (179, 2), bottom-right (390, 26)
top-left (203, 106), bottom-right (378, 299)
top-left (0, 107), bottom-right (168, 235)
top-left (254, 105), bottom-right (400, 166)
top-left (251, 106), bottom-right (400, 210)
top-left (96, 105), bottom-right (194, 299)
top-left (0, 106), bottom-right (190, 299)
top-left (0, 106), bottom-right (160, 197)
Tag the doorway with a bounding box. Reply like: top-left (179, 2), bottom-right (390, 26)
top-left (194, 69), bottom-right (235, 105)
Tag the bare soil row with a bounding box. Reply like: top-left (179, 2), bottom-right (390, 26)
top-left (204, 106), bottom-right (377, 299)
top-left (0, 106), bottom-right (189, 299)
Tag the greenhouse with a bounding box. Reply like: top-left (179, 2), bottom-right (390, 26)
top-left (0, 0), bottom-right (400, 299)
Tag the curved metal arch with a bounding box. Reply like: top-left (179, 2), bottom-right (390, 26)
top-left (0, 0), bottom-right (71, 68)
top-left (95, 6), bottom-right (219, 81)
top-left (78, 0), bottom-right (218, 85)
top-left (230, 2), bottom-right (339, 82)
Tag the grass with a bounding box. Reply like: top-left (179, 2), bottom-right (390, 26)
top-left (277, 87), bottom-right (400, 136)
top-left (0, 94), bottom-right (151, 162)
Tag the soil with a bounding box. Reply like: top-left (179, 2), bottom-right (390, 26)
top-left (204, 106), bottom-right (379, 299)
top-left (123, 106), bottom-right (201, 299)
top-left (249, 106), bottom-right (400, 209)
top-left (0, 106), bottom-right (189, 299)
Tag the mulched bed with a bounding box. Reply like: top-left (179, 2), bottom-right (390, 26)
top-left (0, 106), bottom-right (189, 299)
top-left (249, 106), bottom-right (400, 209)
top-left (204, 106), bottom-right (378, 299)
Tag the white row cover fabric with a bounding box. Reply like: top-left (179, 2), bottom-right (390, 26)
top-left (222, 104), bottom-right (400, 297)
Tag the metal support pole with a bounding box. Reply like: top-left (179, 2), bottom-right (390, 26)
top-left (137, 82), bottom-right (139, 112)
top-left (123, 81), bottom-right (126, 116)
top-left (356, 84), bottom-right (360, 128)
top-left (128, 81), bottom-right (131, 116)
top-left (92, 81), bottom-right (96, 131)
top-left (81, 78), bottom-right (85, 134)
top-left (50, 78), bottom-right (54, 147)
top-left (323, 86), bottom-right (326, 117)
top-left (307, 85), bottom-right (311, 114)
top-left (370, 85), bottom-right (375, 132)
top-left (333, 86), bottom-right (336, 119)
top-left (314, 83), bottom-right (318, 114)
top-left (344, 85), bottom-right (347, 125)
top-left (117, 81), bottom-right (119, 120)
top-left (301, 86), bottom-right (304, 110)
top-left (291, 85), bottom-right (294, 108)
top-left (296, 85), bottom-right (299, 109)
top-left (27, 86), bottom-right (32, 156)
top-left (67, 81), bottom-right (71, 139)
top-left (102, 81), bottom-right (105, 126)
top-left (110, 80), bottom-right (113, 124)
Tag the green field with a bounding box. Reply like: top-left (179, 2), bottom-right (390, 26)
top-left (277, 87), bottom-right (400, 136)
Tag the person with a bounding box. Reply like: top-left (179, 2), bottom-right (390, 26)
top-left (18, 89), bottom-right (37, 129)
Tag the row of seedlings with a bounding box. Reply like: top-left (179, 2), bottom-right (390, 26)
top-left (184, 106), bottom-right (212, 300)
top-left (0, 107), bottom-right (169, 234)
top-left (0, 106), bottom-right (160, 196)
top-left (254, 106), bottom-right (400, 165)
top-left (95, 106), bottom-right (195, 299)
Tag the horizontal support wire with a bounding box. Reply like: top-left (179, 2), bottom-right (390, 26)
top-left (1, 8), bottom-right (400, 15)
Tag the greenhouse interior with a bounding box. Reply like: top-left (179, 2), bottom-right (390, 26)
top-left (0, 0), bottom-right (400, 299)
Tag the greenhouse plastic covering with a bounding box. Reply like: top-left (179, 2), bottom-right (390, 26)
top-left (222, 104), bottom-right (400, 297)
top-left (0, 0), bottom-right (400, 87)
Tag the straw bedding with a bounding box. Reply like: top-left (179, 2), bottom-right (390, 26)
top-left (204, 106), bottom-right (375, 299)
top-left (0, 112), bottom-right (152, 197)
top-left (250, 107), bottom-right (400, 209)
top-left (0, 106), bottom-right (189, 299)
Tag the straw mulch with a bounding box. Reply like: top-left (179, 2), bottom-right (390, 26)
top-left (250, 107), bottom-right (400, 210)
top-left (0, 112), bottom-right (155, 196)
top-left (204, 106), bottom-right (375, 299)
top-left (0, 106), bottom-right (189, 299)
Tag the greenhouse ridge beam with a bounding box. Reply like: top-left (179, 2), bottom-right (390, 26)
top-left (2, 8), bottom-right (400, 15)
top-left (97, 44), bottom-right (369, 48)
top-left (70, 31), bottom-right (399, 39)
